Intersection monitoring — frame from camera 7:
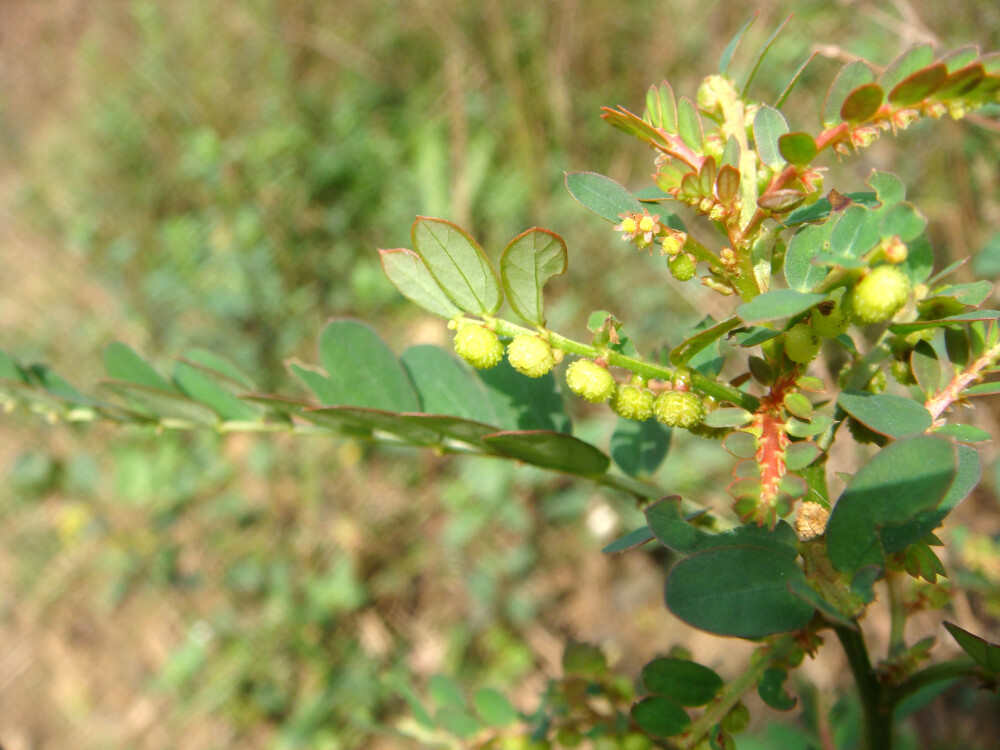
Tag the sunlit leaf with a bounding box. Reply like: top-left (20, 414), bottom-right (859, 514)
top-left (753, 105), bottom-right (789, 169)
top-left (379, 248), bottom-right (462, 320)
top-left (411, 217), bottom-right (502, 315)
top-left (500, 228), bottom-right (568, 327)
top-left (565, 171), bottom-right (642, 223)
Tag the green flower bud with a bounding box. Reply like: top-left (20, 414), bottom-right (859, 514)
top-left (784, 323), bottom-right (821, 364)
top-left (669, 253), bottom-right (697, 281)
top-left (507, 335), bottom-right (555, 378)
top-left (811, 297), bottom-right (849, 338)
top-left (850, 266), bottom-right (910, 325)
top-left (654, 390), bottom-right (706, 429)
top-left (610, 384), bottom-right (655, 421)
top-left (566, 359), bottom-right (616, 403)
top-left (453, 324), bottom-right (504, 369)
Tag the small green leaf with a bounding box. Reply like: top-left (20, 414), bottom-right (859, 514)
top-left (719, 14), bottom-right (757, 75)
top-left (758, 669), bottom-right (797, 711)
top-left (910, 341), bottom-right (942, 397)
top-left (785, 192), bottom-right (880, 226)
top-left (889, 310), bottom-right (1000, 334)
top-left (435, 708), bottom-right (481, 738)
top-left (500, 228), bottom-right (568, 327)
top-left (642, 658), bottom-right (723, 707)
top-left (565, 171), bottom-right (642, 223)
top-left (473, 688), bottom-right (518, 727)
top-left (664, 545), bottom-right (815, 638)
top-left (646, 80), bottom-right (678, 132)
top-left (785, 441), bottom-right (821, 470)
top-left (411, 217), bottom-right (502, 315)
top-left (784, 222), bottom-right (833, 292)
top-left (753, 105), bottom-right (789, 169)
top-left (562, 641), bottom-right (607, 677)
top-left (483, 430), bottom-right (610, 475)
top-left (602, 526), bottom-right (655, 555)
top-left (737, 290), bottom-right (824, 323)
top-left (182, 350), bottom-right (255, 390)
top-left (677, 97), bottom-right (704, 152)
top-left (880, 202), bottom-right (928, 242)
top-left (723, 431), bottom-right (758, 458)
top-left (941, 45), bottom-right (981, 73)
top-left (879, 45), bottom-right (935, 93)
top-left (400, 345), bottom-right (497, 424)
top-left (399, 414), bottom-right (498, 447)
top-left (611, 418), bottom-right (671, 479)
top-left (888, 63), bottom-right (947, 106)
top-left (0, 350), bottom-right (27, 383)
top-left (318, 319), bottom-right (419, 412)
top-left (823, 60), bottom-right (875, 127)
top-left (172, 361), bottom-right (258, 421)
top-left (837, 391), bottom-right (932, 438)
top-left (943, 621), bottom-right (1000, 675)
top-left (703, 408), bottom-right (753, 428)
top-left (669, 316), bottom-right (742, 366)
top-left (840, 83), bottom-right (884, 123)
top-left (826, 435), bottom-right (957, 573)
top-left (936, 63), bottom-right (984, 99)
top-left (631, 696), bottom-right (691, 738)
top-left (783, 393), bottom-right (813, 420)
top-left (101, 380), bottom-right (216, 424)
top-left (104, 343), bottom-right (174, 391)
top-left (867, 170), bottom-right (906, 206)
top-left (379, 248), bottom-right (463, 320)
top-left (932, 423), bottom-right (990, 443)
top-left (785, 414), bottom-right (835, 438)
top-left (305, 406), bottom-right (441, 444)
top-left (830, 205), bottom-right (880, 258)
top-left (777, 132), bottom-right (817, 165)
top-left (775, 51), bottom-right (819, 109)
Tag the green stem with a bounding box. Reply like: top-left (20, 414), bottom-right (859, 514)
top-left (834, 625), bottom-right (894, 750)
top-left (490, 318), bottom-right (758, 411)
top-left (886, 574), bottom-right (906, 658)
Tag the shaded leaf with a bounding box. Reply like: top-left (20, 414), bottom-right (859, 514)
top-left (943, 622), bottom-right (1000, 675)
top-left (305, 406), bottom-right (441, 444)
top-left (379, 248), bottom-right (463, 320)
top-left (429, 674), bottom-right (467, 710)
top-left (880, 45), bottom-right (935, 93)
top-left (500, 228), bottom-right (568, 326)
top-left (602, 526), bottom-right (655, 555)
top-left (758, 669), bottom-right (797, 711)
top-left (642, 658), bottom-right (723, 707)
top-left (670, 316), bottom-right (742, 366)
top-left (611, 418), bottom-right (671, 479)
top-left (823, 60), bottom-right (875, 126)
top-left (840, 83), bottom-right (884, 123)
top-left (411, 217), bottom-right (502, 315)
top-left (889, 310), bottom-right (1000, 334)
top-left (400, 345), bottom-right (497, 423)
top-left (631, 696), bottom-right (691, 738)
top-left (473, 688), bottom-right (518, 727)
top-left (936, 63), bottom-right (985, 99)
top-left (910, 340), bottom-right (942, 397)
top-left (737, 290), bottom-right (824, 323)
top-left (778, 132), bottom-right (817, 165)
top-left (483, 430), bottom-right (610, 475)
top-left (888, 63), bottom-right (947, 106)
top-left (399, 414), bottom-right (499, 447)
top-left (837, 391), bottom-right (932, 438)
top-left (435, 708), bottom-right (481, 738)
top-left (786, 579), bottom-right (857, 630)
top-left (933, 423), bottom-right (990, 443)
top-left (104, 342), bottom-right (174, 391)
top-left (477, 359), bottom-right (570, 433)
top-left (172, 361), bottom-right (258, 421)
top-left (565, 171), bottom-right (642, 223)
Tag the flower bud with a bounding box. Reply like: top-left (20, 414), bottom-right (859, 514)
top-left (654, 390), bottom-right (706, 429)
top-left (453, 324), bottom-right (504, 369)
top-left (566, 359), bottom-right (616, 403)
top-left (610, 384), bottom-right (654, 421)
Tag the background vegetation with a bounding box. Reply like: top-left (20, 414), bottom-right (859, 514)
top-left (1, 1), bottom-right (1000, 747)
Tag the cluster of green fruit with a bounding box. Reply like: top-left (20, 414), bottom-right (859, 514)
top-left (452, 324), bottom-right (706, 429)
top-left (783, 264), bottom-right (910, 364)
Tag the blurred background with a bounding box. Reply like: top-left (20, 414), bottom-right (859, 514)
top-left (1, 0), bottom-right (1000, 747)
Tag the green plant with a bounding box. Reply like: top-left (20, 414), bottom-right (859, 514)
top-left (6, 15), bottom-right (1000, 750)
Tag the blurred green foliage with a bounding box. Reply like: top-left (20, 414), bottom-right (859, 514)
top-left (4, 1), bottom-right (1000, 748)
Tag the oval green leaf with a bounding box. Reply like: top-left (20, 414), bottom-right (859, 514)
top-left (823, 60), bottom-right (875, 127)
top-left (641, 657), bottom-right (723, 707)
top-left (777, 132), bottom-right (817, 166)
top-left (379, 248), bottom-right (463, 320)
top-left (753, 105), bottom-right (789, 169)
top-left (758, 668), bottom-right (797, 711)
top-left (631, 696), bottom-right (691, 738)
top-left (664, 545), bottom-right (814, 638)
top-left (677, 97), bottom-right (704, 152)
top-left (483, 430), bottom-right (610, 476)
top-left (879, 44), bottom-right (935, 93)
top-left (784, 222), bottom-right (833, 292)
top-left (610, 418), bottom-right (671, 479)
top-left (104, 342), bottom-right (174, 392)
top-left (500, 228), bottom-right (568, 327)
top-left (565, 171), bottom-right (642, 223)
top-left (836, 391), bottom-right (932, 438)
top-left (839, 83), bottom-right (884, 123)
top-left (736, 289), bottom-right (824, 323)
top-left (473, 688), bottom-right (519, 727)
top-left (411, 217), bottom-right (502, 315)
top-left (888, 63), bottom-right (947, 106)
top-left (400, 345), bottom-right (498, 423)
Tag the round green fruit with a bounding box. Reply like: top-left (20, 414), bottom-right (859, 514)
top-left (610, 385), bottom-right (655, 421)
top-left (507, 335), bottom-right (556, 378)
top-left (811, 297), bottom-right (848, 337)
top-left (784, 323), bottom-right (821, 364)
top-left (654, 390), bottom-right (706, 429)
top-left (566, 360), bottom-right (616, 403)
top-left (453, 324), bottom-right (504, 369)
top-left (850, 265), bottom-right (910, 325)
top-left (669, 253), bottom-right (696, 281)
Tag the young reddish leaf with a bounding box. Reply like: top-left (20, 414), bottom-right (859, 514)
top-left (646, 80), bottom-right (677, 132)
top-left (940, 44), bottom-right (980, 72)
top-left (936, 63), bottom-right (985, 99)
top-left (777, 132), bottom-right (817, 165)
top-left (840, 83), bottom-right (884, 123)
top-left (715, 164), bottom-right (740, 203)
top-left (879, 44), bottom-right (935, 93)
top-left (888, 63), bottom-right (947, 106)
top-left (823, 60), bottom-right (875, 127)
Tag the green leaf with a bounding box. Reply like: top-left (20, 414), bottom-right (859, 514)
top-left (777, 132), bottom-right (817, 165)
top-left (840, 83), bottom-right (884, 123)
top-left (880, 202), bottom-right (928, 242)
top-left (664, 545), bottom-right (815, 638)
top-left (642, 658), bottom-right (723, 707)
top-left (473, 688), bottom-right (518, 727)
top-left (753, 105), bottom-right (789, 169)
top-left (477, 359), bottom-right (570, 433)
top-left (429, 674), bottom-right (467, 711)
top-left (888, 63), bottom-right (947, 106)
top-left (318, 319), bottom-right (419, 412)
top-left (783, 393), bottom-right (813, 420)
top-left (719, 14), bottom-right (757, 75)
top-left (0, 350), bottom-right (27, 383)
top-left (889, 310), bottom-right (1000, 334)
top-left (867, 170), bottom-right (906, 206)
top-left (737, 290), bottom-right (824, 323)
top-left (941, 45), bottom-right (981, 72)
top-left (785, 414), bottom-right (835, 438)
top-left (631, 697), bottom-right (691, 738)
top-left (837, 391), bottom-right (932, 438)
top-left (930, 281), bottom-right (994, 306)
top-left (880, 45), bottom-right (935, 93)
top-left (786, 579), bottom-right (858, 630)
top-left (823, 60), bottom-right (875, 127)
top-left (830, 205), bottom-right (880, 258)
top-left (784, 191), bottom-right (879, 226)
top-left (943, 622), bottom-right (1000, 675)
top-left (611, 418), bottom-right (671, 479)
top-left (399, 414), bottom-right (499, 447)
top-left (932, 423), bottom-right (990, 443)
top-left (784, 441), bottom-right (821, 470)
top-left (305, 406), bottom-right (441, 444)
top-left (562, 641), bottom-right (607, 677)
top-left (435, 708), bottom-right (481, 738)
top-left (880, 444), bottom-right (980, 554)
top-left (723, 431), bottom-right (758, 458)
top-left (646, 80), bottom-right (678, 132)
top-left (677, 97), bottom-right (704, 152)
top-left (172, 362), bottom-right (258, 421)
top-left (936, 63), bottom-right (984, 100)
top-left (565, 171), bottom-right (642, 223)
top-left (669, 316), bottom-right (742, 366)
top-left (379, 248), bottom-right (463, 320)
top-left (645, 498), bottom-right (798, 557)
top-left (758, 669), bottom-right (797, 711)
top-left (101, 380), bottom-right (217, 424)
top-left (182, 349), bottom-right (255, 390)
top-left (602, 526), bottom-right (655, 555)
top-left (964, 381), bottom-right (1000, 397)
top-left (783, 222), bottom-right (833, 292)
top-left (411, 217), bottom-right (502, 315)
top-left (826, 435), bottom-right (957, 573)
top-left (741, 14), bottom-right (791, 96)
top-left (500, 228), bottom-right (568, 327)
top-left (775, 51), bottom-right (819, 109)
top-left (910, 340), bottom-right (942, 397)
top-left (401, 345), bottom-right (497, 424)
top-left (703, 408), bottom-right (753, 428)
top-left (104, 343), bottom-right (174, 391)
top-left (483, 430), bottom-right (610, 476)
